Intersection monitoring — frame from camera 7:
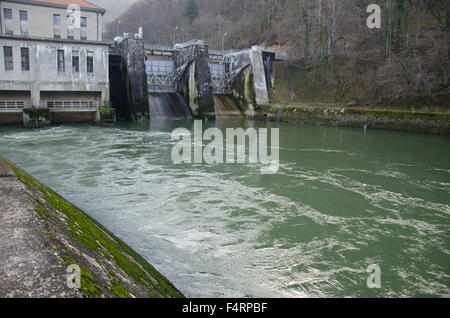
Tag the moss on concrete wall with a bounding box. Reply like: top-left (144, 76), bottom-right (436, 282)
top-left (23, 108), bottom-right (51, 128)
top-left (2, 156), bottom-right (184, 298)
top-left (230, 67), bottom-right (256, 114)
top-left (99, 108), bottom-right (116, 123)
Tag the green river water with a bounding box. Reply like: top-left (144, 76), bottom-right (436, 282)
top-left (0, 119), bottom-right (449, 297)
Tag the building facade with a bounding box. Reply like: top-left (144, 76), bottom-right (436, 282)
top-left (0, 0), bottom-right (110, 116)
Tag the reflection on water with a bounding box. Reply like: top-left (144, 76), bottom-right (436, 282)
top-left (0, 120), bottom-right (449, 298)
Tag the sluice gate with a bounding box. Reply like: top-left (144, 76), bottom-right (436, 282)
top-left (148, 93), bottom-right (192, 119)
top-left (213, 95), bottom-right (244, 119)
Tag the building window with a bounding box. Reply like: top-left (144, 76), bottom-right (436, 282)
top-left (67, 29), bottom-right (74, 39)
top-left (53, 14), bottom-right (61, 38)
top-left (3, 46), bottom-right (13, 71)
top-left (4, 8), bottom-right (12, 20)
top-left (80, 17), bottom-right (87, 40)
top-left (72, 50), bottom-right (79, 73)
top-left (21, 48), bottom-right (29, 71)
top-left (57, 49), bottom-right (65, 73)
top-left (4, 9), bottom-right (13, 35)
top-left (19, 10), bottom-right (28, 36)
top-left (67, 15), bottom-right (74, 39)
top-left (53, 14), bottom-right (61, 25)
top-left (86, 53), bottom-right (94, 73)
top-left (19, 10), bottom-right (27, 21)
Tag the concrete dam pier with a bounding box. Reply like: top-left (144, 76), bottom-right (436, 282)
top-left (110, 35), bottom-right (275, 121)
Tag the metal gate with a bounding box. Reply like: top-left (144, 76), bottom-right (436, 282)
top-left (146, 60), bottom-right (177, 93)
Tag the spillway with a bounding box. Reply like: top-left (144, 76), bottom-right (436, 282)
top-left (213, 95), bottom-right (244, 119)
top-left (148, 93), bottom-right (193, 119)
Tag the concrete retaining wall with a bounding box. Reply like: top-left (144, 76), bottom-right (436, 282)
top-left (0, 156), bottom-right (183, 298)
top-left (254, 105), bottom-right (450, 135)
top-left (0, 112), bottom-right (22, 125)
top-left (50, 110), bottom-right (97, 124)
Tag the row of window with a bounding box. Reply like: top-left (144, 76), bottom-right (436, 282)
top-left (3, 8), bottom-right (88, 40)
top-left (3, 46), bottom-right (28, 71)
top-left (3, 46), bottom-right (94, 74)
top-left (53, 13), bottom-right (87, 27)
top-left (3, 8), bottom-right (28, 35)
top-left (4, 8), bottom-right (28, 21)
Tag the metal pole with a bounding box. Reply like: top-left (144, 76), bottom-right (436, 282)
top-left (221, 33), bottom-right (227, 55)
top-left (173, 26), bottom-right (178, 47)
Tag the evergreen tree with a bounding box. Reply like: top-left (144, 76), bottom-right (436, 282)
top-left (184, 0), bottom-right (198, 24)
top-left (446, 0), bottom-right (450, 31)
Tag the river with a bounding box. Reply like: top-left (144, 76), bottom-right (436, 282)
top-left (0, 119), bottom-right (449, 297)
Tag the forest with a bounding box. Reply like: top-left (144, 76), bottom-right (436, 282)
top-left (105, 0), bottom-right (449, 108)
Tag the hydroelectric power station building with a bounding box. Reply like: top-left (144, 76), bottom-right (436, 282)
top-left (0, 0), bottom-right (110, 126)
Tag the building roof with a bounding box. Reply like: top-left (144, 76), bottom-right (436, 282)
top-left (32, 0), bottom-right (103, 10)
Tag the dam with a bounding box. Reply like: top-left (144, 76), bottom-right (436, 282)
top-left (110, 35), bottom-right (275, 121)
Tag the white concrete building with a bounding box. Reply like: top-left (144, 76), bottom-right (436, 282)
top-left (0, 0), bottom-right (110, 116)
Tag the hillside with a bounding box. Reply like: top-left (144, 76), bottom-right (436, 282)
top-left (105, 0), bottom-right (449, 109)
top-left (90, 0), bottom-right (139, 24)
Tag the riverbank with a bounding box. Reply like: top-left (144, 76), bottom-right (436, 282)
top-left (0, 155), bottom-right (183, 298)
top-left (252, 104), bottom-right (450, 135)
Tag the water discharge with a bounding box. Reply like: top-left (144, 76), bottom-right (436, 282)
top-left (213, 95), bottom-right (244, 119)
top-left (0, 120), bottom-right (448, 298)
top-left (149, 93), bottom-right (193, 119)
top-left (148, 94), bottom-right (243, 120)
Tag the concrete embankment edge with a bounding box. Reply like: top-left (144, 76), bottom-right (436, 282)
top-left (0, 155), bottom-right (184, 298)
top-left (252, 105), bottom-right (450, 135)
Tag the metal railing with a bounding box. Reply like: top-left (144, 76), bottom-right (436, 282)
top-left (208, 54), bottom-right (234, 65)
top-left (147, 73), bottom-right (177, 93)
top-left (0, 101), bottom-right (26, 109)
top-left (0, 100), bottom-right (104, 110)
top-left (46, 100), bottom-right (100, 109)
